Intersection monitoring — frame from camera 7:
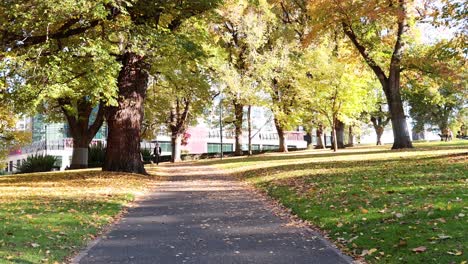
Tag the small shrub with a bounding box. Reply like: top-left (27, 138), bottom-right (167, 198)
top-left (88, 145), bottom-right (106, 168)
top-left (17, 154), bottom-right (57, 174)
top-left (141, 148), bottom-right (153, 163)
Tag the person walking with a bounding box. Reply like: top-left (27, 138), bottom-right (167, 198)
top-left (153, 142), bottom-right (162, 165)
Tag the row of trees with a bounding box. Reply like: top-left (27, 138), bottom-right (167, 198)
top-left (1, 0), bottom-right (466, 174)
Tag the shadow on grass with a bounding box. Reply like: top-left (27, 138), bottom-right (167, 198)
top-left (0, 170), bottom-right (146, 185)
top-left (199, 144), bottom-right (468, 167)
top-left (226, 152), bottom-right (467, 184)
top-left (0, 197), bottom-right (125, 263)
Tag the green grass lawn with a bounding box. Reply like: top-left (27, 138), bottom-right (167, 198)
top-left (204, 140), bottom-right (468, 263)
top-left (0, 170), bottom-right (153, 264)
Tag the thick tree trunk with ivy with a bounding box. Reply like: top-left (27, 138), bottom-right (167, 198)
top-left (274, 117), bottom-right (288, 153)
top-left (315, 124), bottom-right (326, 149)
top-left (60, 98), bottom-right (104, 169)
top-left (103, 52), bottom-right (148, 174)
top-left (233, 100), bottom-right (244, 156)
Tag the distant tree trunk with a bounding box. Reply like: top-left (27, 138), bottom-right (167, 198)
top-left (168, 97), bottom-right (190, 163)
top-left (247, 105), bottom-right (252, 155)
top-left (376, 127), bottom-right (384, 145)
top-left (274, 117), bottom-right (288, 152)
top-left (306, 127), bottom-right (314, 149)
top-left (233, 100), bottom-right (244, 156)
top-left (347, 126), bottom-right (354, 147)
top-left (332, 124), bottom-right (338, 152)
top-left (171, 132), bottom-right (182, 163)
top-left (335, 119), bottom-right (345, 149)
top-left (60, 98), bottom-right (105, 170)
top-left (315, 124), bottom-right (326, 149)
top-left (103, 52), bottom-right (148, 175)
top-left (412, 131), bottom-right (425, 141)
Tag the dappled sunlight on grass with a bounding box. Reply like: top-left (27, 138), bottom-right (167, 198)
top-left (0, 170), bottom-right (153, 264)
top-left (205, 140), bottom-right (468, 263)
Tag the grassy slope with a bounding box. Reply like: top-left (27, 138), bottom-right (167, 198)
top-left (0, 170), bottom-right (152, 264)
top-left (204, 141), bottom-right (468, 263)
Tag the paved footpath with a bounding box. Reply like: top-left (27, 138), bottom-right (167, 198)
top-left (76, 164), bottom-right (353, 264)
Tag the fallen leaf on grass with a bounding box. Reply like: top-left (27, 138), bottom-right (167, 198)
top-left (447, 250), bottom-right (463, 256)
top-left (437, 234), bottom-right (452, 240)
top-left (30, 243), bottom-right (40, 248)
top-left (361, 208), bottom-right (369, 214)
top-left (412, 246), bottom-right (427, 253)
top-left (361, 248), bottom-right (378, 256)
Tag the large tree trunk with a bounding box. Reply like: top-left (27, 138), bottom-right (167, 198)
top-left (103, 52), bottom-right (148, 174)
top-left (247, 105), bottom-right (252, 155)
top-left (386, 68), bottom-right (413, 149)
top-left (233, 101), bottom-right (243, 156)
top-left (171, 132), bottom-right (182, 163)
top-left (347, 126), bottom-right (354, 147)
top-left (334, 119), bottom-right (345, 149)
top-left (274, 117), bottom-right (288, 152)
top-left (315, 124), bottom-right (326, 149)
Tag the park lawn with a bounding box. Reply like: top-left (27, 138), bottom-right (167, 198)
top-left (0, 170), bottom-right (153, 264)
top-left (205, 140), bottom-right (468, 263)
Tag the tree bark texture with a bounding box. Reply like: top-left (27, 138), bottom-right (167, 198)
top-left (233, 100), bottom-right (244, 156)
top-left (103, 52), bottom-right (149, 174)
top-left (385, 69), bottom-right (413, 149)
top-left (274, 117), bottom-right (288, 152)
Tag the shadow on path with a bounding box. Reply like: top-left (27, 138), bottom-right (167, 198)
top-left (76, 165), bottom-right (352, 264)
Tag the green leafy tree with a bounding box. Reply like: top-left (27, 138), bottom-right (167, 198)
top-left (1, 0), bottom-right (221, 174)
top-left (303, 0), bottom-right (424, 149)
top-left (144, 24), bottom-right (213, 162)
top-left (303, 45), bottom-right (374, 152)
top-left (210, 0), bottom-right (275, 155)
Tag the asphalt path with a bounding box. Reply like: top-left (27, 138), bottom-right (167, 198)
top-left (76, 164), bottom-right (353, 264)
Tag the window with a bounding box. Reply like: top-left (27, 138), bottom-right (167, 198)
top-left (262, 145), bottom-right (279, 151)
top-left (207, 143), bottom-right (233, 153)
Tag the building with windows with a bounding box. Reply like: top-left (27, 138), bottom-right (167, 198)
top-left (2, 106), bottom-right (307, 174)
